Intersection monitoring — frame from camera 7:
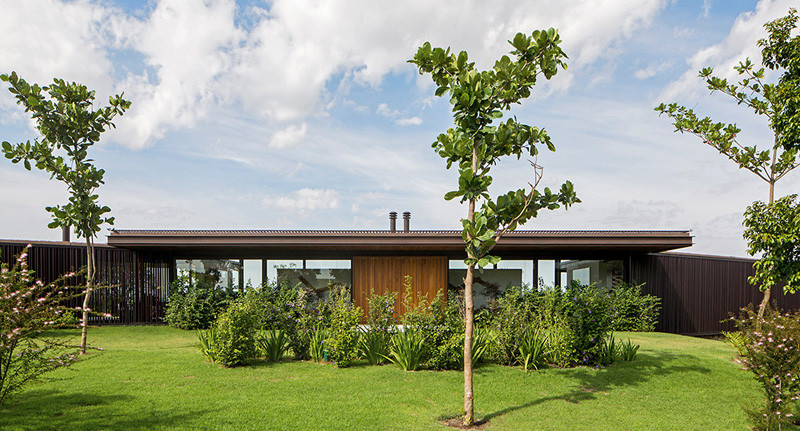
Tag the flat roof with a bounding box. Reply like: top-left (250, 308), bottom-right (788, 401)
top-left (106, 229), bottom-right (693, 259)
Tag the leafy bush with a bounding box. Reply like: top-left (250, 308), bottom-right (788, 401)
top-left (517, 327), bottom-right (549, 371)
top-left (360, 328), bottom-right (390, 365)
top-left (164, 274), bottom-right (235, 330)
top-left (490, 283), bottom-right (618, 367)
top-left (608, 283), bottom-right (660, 332)
top-left (360, 290), bottom-right (397, 365)
top-left (257, 329), bottom-right (290, 362)
top-left (325, 286), bottom-right (362, 368)
top-left (196, 328), bottom-right (220, 363)
top-left (733, 307), bottom-right (800, 431)
top-left (490, 286), bottom-right (538, 366)
top-left (0, 248), bottom-right (82, 405)
top-left (722, 330), bottom-right (748, 356)
top-left (618, 339), bottom-right (639, 362)
top-left (597, 334), bottom-right (617, 366)
top-left (386, 328), bottom-right (427, 371)
top-left (308, 326), bottom-right (329, 363)
top-left (209, 301), bottom-right (257, 367)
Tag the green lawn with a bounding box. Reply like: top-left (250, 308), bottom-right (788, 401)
top-left (0, 327), bottom-right (765, 430)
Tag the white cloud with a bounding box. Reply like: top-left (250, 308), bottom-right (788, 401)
top-left (395, 116), bottom-right (422, 126)
top-left (661, 0), bottom-right (794, 101)
top-left (0, 0), bottom-right (669, 149)
top-left (269, 123), bottom-right (308, 149)
top-left (109, 0), bottom-right (242, 149)
top-left (376, 103), bottom-right (400, 117)
top-left (263, 188), bottom-right (340, 216)
top-left (0, 0), bottom-right (116, 112)
top-left (634, 61), bottom-right (673, 79)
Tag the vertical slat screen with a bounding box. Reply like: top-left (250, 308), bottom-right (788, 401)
top-left (1, 241), bottom-right (173, 324)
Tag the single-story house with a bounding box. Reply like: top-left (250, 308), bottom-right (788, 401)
top-left (1, 212), bottom-right (797, 335)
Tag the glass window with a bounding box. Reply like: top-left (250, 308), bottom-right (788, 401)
top-left (537, 260), bottom-right (556, 288)
top-left (448, 259), bottom-right (532, 309)
top-left (175, 259), bottom-right (241, 291)
top-left (267, 260), bottom-right (303, 285)
top-left (243, 259), bottom-right (263, 289)
top-left (267, 260), bottom-right (351, 298)
top-left (558, 259), bottom-right (624, 289)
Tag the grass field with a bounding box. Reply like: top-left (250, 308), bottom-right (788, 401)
top-left (0, 326), bottom-right (765, 430)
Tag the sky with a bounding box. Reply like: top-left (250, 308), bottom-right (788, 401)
top-left (0, 0), bottom-right (798, 258)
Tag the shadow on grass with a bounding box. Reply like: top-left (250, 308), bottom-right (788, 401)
top-left (483, 350), bottom-right (712, 421)
top-left (0, 389), bottom-right (217, 430)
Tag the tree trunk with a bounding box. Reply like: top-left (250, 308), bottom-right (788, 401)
top-left (463, 263), bottom-right (475, 425)
top-left (79, 236), bottom-right (94, 354)
top-left (463, 140), bottom-right (478, 426)
top-left (757, 146), bottom-right (779, 321)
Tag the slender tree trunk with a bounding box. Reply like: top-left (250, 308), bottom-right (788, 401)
top-left (463, 263), bottom-right (475, 425)
top-left (463, 141), bottom-right (478, 426)
top-left (80, 236), bottom-right (94, 354)
top-left (757, 146), bottom-right (779, 321)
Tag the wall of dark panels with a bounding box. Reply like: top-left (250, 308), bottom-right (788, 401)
top-left (1, 241), bottom-right (172, 324)
top-left (630, 253), bottom-right (800, 335)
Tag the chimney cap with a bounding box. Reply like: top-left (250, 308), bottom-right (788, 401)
top-left (402, 211), bottom-right (411, 218)
top-left (389, 211), bottom-right (397, 218)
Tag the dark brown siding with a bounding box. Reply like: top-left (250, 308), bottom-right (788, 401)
top-left (352, 256), bottom-right (447, 316)
top-left (630, 253), bottom-right (800, 335)
top-left (1, 241), bottom-right (172, 324)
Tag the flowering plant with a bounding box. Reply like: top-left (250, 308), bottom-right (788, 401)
top-left (1, 247), bottom-right (83, 405)
top-left (733, 306), bottom-right (800, 430)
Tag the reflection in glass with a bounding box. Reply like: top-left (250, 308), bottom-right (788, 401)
top-left (267, 259), bottom-right (351, 297)
top-left (448, 259), bottom-right (532, 309)
top-left (175, 259), bottom-right (241, 290)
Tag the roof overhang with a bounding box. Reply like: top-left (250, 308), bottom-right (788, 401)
top-left (107, 229), bottom-right (694, 260)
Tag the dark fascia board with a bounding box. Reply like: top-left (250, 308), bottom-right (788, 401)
top-left (107, 229), bottom-right (693, 256)
top-left (0, 239), bottom-right (115, 249)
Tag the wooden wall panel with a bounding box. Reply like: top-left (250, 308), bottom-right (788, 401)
top-left (352, 256), bottom-right (447, 316)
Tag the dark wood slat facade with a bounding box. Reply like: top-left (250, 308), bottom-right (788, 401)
top-left (352, 256), bottom-right (447, 316)
top-left (1, 241), bottom-right (172, 324)
top-left (630, 253), bottom-right (800, 335)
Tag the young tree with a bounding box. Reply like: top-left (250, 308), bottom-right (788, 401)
top-left (743, 194), bottom-right (800, 296)
top-left (1, 72), bottom-right (130, 354)
top-left (411, 30), bottom-right (579, 426)
top-left (655, 9), bottom-right (800, 319)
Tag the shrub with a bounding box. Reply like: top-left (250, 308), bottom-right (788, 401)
top-left (196, 327), bottom-right (220, 363)
top-left (490, 286), bottom-right (538, 366)
top-left (257, 329), bottom-right (290, 362)
top-left (608, 283), bottom-right (660, 332)
top-left (490, 283), bottom-right (618, 367)
top-left (722, 330), bottom-right (748, 356)
top-left (308, 326), bottom-right (329, 363)
top-left (733, 306), bottom-right (800, 431)
top-left (164, 274), bottom-right (235, 330)
top-left (618, 339), bottom-right (639, 362)
top-left (360, 290), bottom-right (397, 365)
top-left (597, 334), bottom-right (617, 366)
top-left (517, 327), bottom-right (549, 371)
top-left (360, 328), bottom-right (390, 365)
top-left (386, 328), bottom-right (427, 371)
top-left (325, 286), bottom-right (362, 368)
top-left (209, 301), bottom-right (257, 367)
top-left (0, 248), bottom-right (82, 405)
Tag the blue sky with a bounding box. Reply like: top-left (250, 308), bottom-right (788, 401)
top-left (1, 0), bottom-right (798, 257)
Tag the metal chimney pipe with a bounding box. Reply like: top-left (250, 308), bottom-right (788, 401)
top-left (61, 226), bottom-right (70, 242)
top-left (389, 212), bottom-right (397, 232)
top-left (403, 211), bottom-right (410, 232)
